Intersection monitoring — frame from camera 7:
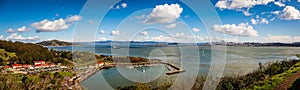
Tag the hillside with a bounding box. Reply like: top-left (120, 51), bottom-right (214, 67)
top-left (36, 40), bottom-right (73, 46)
top-left (0, 49), bottom-right (16, 61)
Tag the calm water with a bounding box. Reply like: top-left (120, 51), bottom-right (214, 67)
top-left (49, 45), bottom-right (300, 89)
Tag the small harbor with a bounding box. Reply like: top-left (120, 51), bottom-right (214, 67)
top-left (66, 60), bottom-right (185, 89)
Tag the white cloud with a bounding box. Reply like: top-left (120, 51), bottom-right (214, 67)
top-left (31, 15), bottom-right (81, 32)
top-left (251, 18), bottom-right (258, 25)
top-left (139, 31), bottom-right (148, 35)
top-left (256, 15), bottom-right (260, 18)
top-left (121, 3), bottom-right (127, 8)
top-left (144, 3), bottom-right (183, 24)
top-left (215, 0), bottom-right (274, 10)
top-left (242, 10), bottom-right (252, 16)
top-left (261, 18), bottom-right (269, 24)
top-left (95, 37), bottom-right (107, 41)
top-left (31, 18), bottom-right (69, 32)
top-left (110, 30), bottom-right (120, 35)
top-left (250, 18), bottom-right (269, 25)
top-left (151, 35), bottom-right (174, 42)
top-left (6, 28), bottom-right (15, 33)
top-left (99, 30), bottom-right (105, 34)
top-left (263, 35), bottom-right (300, 43)
top-left (274, 2), bottom-right (285, 7)
top-left (280, 6), bottom-right (300, 20)
top-left (298, 0), bottom-right (300, 2)
top-left (116, 5), bottom-right (120, 9)
top-left (65, 15), bottom-right (82, 22)
top-left (271, 11), bottom-right (280, 15)
top-left (164, 23), bottom-right (177, 29)
top-left (17, 26), bottom-right (27, 32)
top-left (0, 35), bottom-right (3, 39)
top-left (6, 33), bottom-right (39, 41)
top-left (112, 3), bottom-right (127, 10)
top-left (192, 28), bottom-right (200, 32)
top-left (212, 23), bottom-right (258, 37)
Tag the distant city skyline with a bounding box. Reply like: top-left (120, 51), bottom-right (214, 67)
top-left (0, 0), bottom-right (300, 43)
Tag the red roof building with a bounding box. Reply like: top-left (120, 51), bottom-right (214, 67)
top-left (11, 64), bottom-right (22, 69)
top-left (22, 64), bottom-right (32, 69)
top-left (34, 60), bottom-right (45, 65)
top-left (97, 62), bottom-right (104, 67)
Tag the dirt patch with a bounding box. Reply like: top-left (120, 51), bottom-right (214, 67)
top-left (274, 73), bottom-right (300, 90)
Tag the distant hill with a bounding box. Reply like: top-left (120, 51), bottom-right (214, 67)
top-left (36, 40), bottom-right (74, 46)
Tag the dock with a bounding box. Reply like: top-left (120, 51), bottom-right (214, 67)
top-left (159, 61), bottom-right (185, 75)
top-left (66, 60), bottom-right (185, 89)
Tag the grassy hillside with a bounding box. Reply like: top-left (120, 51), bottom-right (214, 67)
top-left (217, 60), bottom-right (300, 90)
top-left (0, 49), bottom-right (16, 60)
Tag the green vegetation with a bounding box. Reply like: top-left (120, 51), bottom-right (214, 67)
top-left (217, 60), bottom-right (300, 90)
top-left (0, 40), bottom-right (73, 66)
top-left (0, 71), bottom-right (75, 90)
top-left (0, 49), bottom-right (16, 65)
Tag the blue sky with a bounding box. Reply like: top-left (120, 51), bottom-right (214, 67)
top-left (0, 0), bottom-right (300, 43)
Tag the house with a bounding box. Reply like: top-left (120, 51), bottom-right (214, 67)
top-left (4, 66), bottom-right (12, 71)
top-left (34, 64), bottom-right (43, 69)
top-left (11, 64), bottom-right (22, 69)
top-left (22, 64), bottom-right (33, 69)
top-left (97, 62), bottom-right (104, 67)
top-left (50, 64), bottom-right (56, 67)
top-left (34, 60), bottom-right (45, 65)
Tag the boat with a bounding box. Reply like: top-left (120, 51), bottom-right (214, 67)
top-left (112, 45), bottom-right (120, 49)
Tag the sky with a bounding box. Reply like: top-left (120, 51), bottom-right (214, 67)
top-left (0, 0), bottom-right (300, 43)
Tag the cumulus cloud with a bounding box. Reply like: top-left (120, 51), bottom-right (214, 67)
top-left (17, 26), bottom-right (27, 32)
top-left (274, 2), bottom-right (285, 7)
top-left (99, 30), bottom-right (105, 34)
top-left (261, 18), bottom-right (269, 24)
top-left (250, 18), bottom-right (269, 25)
top-left (31, 18), bottom-right (69, 32)
top-left (212, 23), bottom-right (258, 37)
top-left (298, 0), bottom-right (300, 2)
top-left (65, 15), bottom-right (82, 22)
top-left (215, 0), bottom-right (274, 10)
top-left (140, 31), bottom-right (148, 35)
top-left (6, 28), bottom-right (15, 33)
top-left (31, 15), bottom-right (81, 32)
top-left (251, 18), bottom-right (258, 25)
top-left (110, 30), bottom-right (120, 35)
top-left (144, 3), bottom-right (183, 24)
top-left (263, 35), bottom-right (300, 43)
top-left (192, 28), bottom-right (200, 32)
top-left (6, 33), bottom-right (39, 41)
top-left (280, 6), bottom-right (300, 20)
top-left (121, 3), bottom-right (127, 8)
top-left (164, 23), bottom-right (177, 29)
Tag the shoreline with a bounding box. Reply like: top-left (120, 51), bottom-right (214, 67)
top-left (71, 60), bottom-right (185, 89)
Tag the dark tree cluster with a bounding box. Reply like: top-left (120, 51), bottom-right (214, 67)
top-left (0, 40), bottom-right (72, 65)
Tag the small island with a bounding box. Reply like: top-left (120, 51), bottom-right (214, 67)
top-left (36, 40), bottom-right (76, 46)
